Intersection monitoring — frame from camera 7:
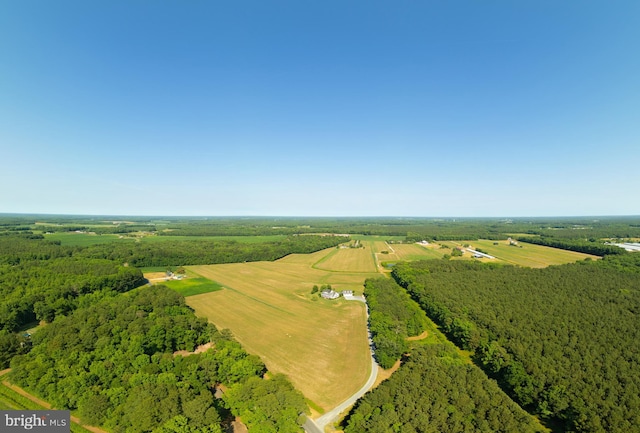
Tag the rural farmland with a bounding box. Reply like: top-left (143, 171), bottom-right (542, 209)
top-left (187, 247), bottom-right (380, 413)
top-left (454, 239), bottom-right (599, 267)
top-left (184, 237), bottom-right (598, 417)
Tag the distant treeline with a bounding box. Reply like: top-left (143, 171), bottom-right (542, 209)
top-left (10, 285), bottom-right (307, 432)
top-left (3, 214), bottom-right (640, 241)
top-left (392, 258), bottom-right (640, 433)
top-left (39, 224), bottom-right (156, 235)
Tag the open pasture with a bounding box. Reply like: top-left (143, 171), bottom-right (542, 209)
top-left (186, 249), bottom-right (380, 412)
top-left (314, 245), bottom-right (377, 273)
top-left (464, 239), bottom-right (599, 267)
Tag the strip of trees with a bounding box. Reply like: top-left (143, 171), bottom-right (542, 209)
top-left (364, 278), bottom-right (428, 368)
top-left (516, 236), bottom-right (626, 256)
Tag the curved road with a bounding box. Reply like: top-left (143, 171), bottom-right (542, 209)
top-left (303, 297), bottom-right (379, 433)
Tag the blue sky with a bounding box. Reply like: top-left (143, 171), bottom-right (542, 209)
top-left (1, 1), bottom-right (638, 217)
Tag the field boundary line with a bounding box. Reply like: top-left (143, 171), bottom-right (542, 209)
top-left (310, 247), bottom-right (340, 269)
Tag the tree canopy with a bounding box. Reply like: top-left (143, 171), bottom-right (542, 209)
top-left (392, 258), bottom-right (640, 432)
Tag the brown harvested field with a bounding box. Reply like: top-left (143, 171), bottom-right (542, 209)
top-left (314, 246), bottom-right (377, 273)
top-left (187, 250), bottom-right (380, 412)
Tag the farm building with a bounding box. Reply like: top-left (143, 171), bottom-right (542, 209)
top-left (321, 289), bottom-right (340, 299)
top-left (466, 248), bottom-right (495, 259)
top-left (342, 290), bottom-right (354, 296)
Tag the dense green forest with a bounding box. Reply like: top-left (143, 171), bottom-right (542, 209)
top-left (0, 235), bottom-right (145, 344)
top-left (10, 285), bottom-right (307, 432)
top-left (343, 344), bottom-right (544, 433)
top-left (392, 258), bottom-right (640, 433)
top-left (364, 278), bottom-right (428, 368)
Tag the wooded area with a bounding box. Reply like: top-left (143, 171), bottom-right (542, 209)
top-left (9, 285), bottom-right (306, 432)
top-left (392, 258), bottom-right (640, 433)
top-left (364, 278), bottom-right (428, 368)
top-left (2, 214), bottom-right (640, 432)
top-left (343, 344), bottom-right (543, 433)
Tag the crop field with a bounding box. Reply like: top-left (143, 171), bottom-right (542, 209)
top-left (458, 239), bottom-right (599, 267)
top-left (313, 245), bottom-right (377, 273)
top-left (43, 232), bottom-right (123, 246)
top-left (374, 242), bottom-right (445, 262)
top-left (186, 248), bottom-right (380, 412)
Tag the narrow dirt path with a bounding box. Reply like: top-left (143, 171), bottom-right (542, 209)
top-left (407, 330), bottom-right (429, 341)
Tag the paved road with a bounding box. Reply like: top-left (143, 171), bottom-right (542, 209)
top-left (304, 299), bottom-right (378, 433)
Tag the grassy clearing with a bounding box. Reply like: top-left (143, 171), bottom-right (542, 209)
top-left (187, 249), bottom-right (380, 412)
top-left (160, 275), bottom-right (223, 297)
top-left (43, 232), bottom-right (122, 246)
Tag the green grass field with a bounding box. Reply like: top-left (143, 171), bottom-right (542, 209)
top-left (186, 248), bottom-right (381, 412)
top-left (43, 232), bottom-right (123, 246)
top-left (160, 275), bottom-right (224, 297)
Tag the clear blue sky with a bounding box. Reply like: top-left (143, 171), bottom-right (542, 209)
top-left (1, 1), bottom-right (638, 217)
